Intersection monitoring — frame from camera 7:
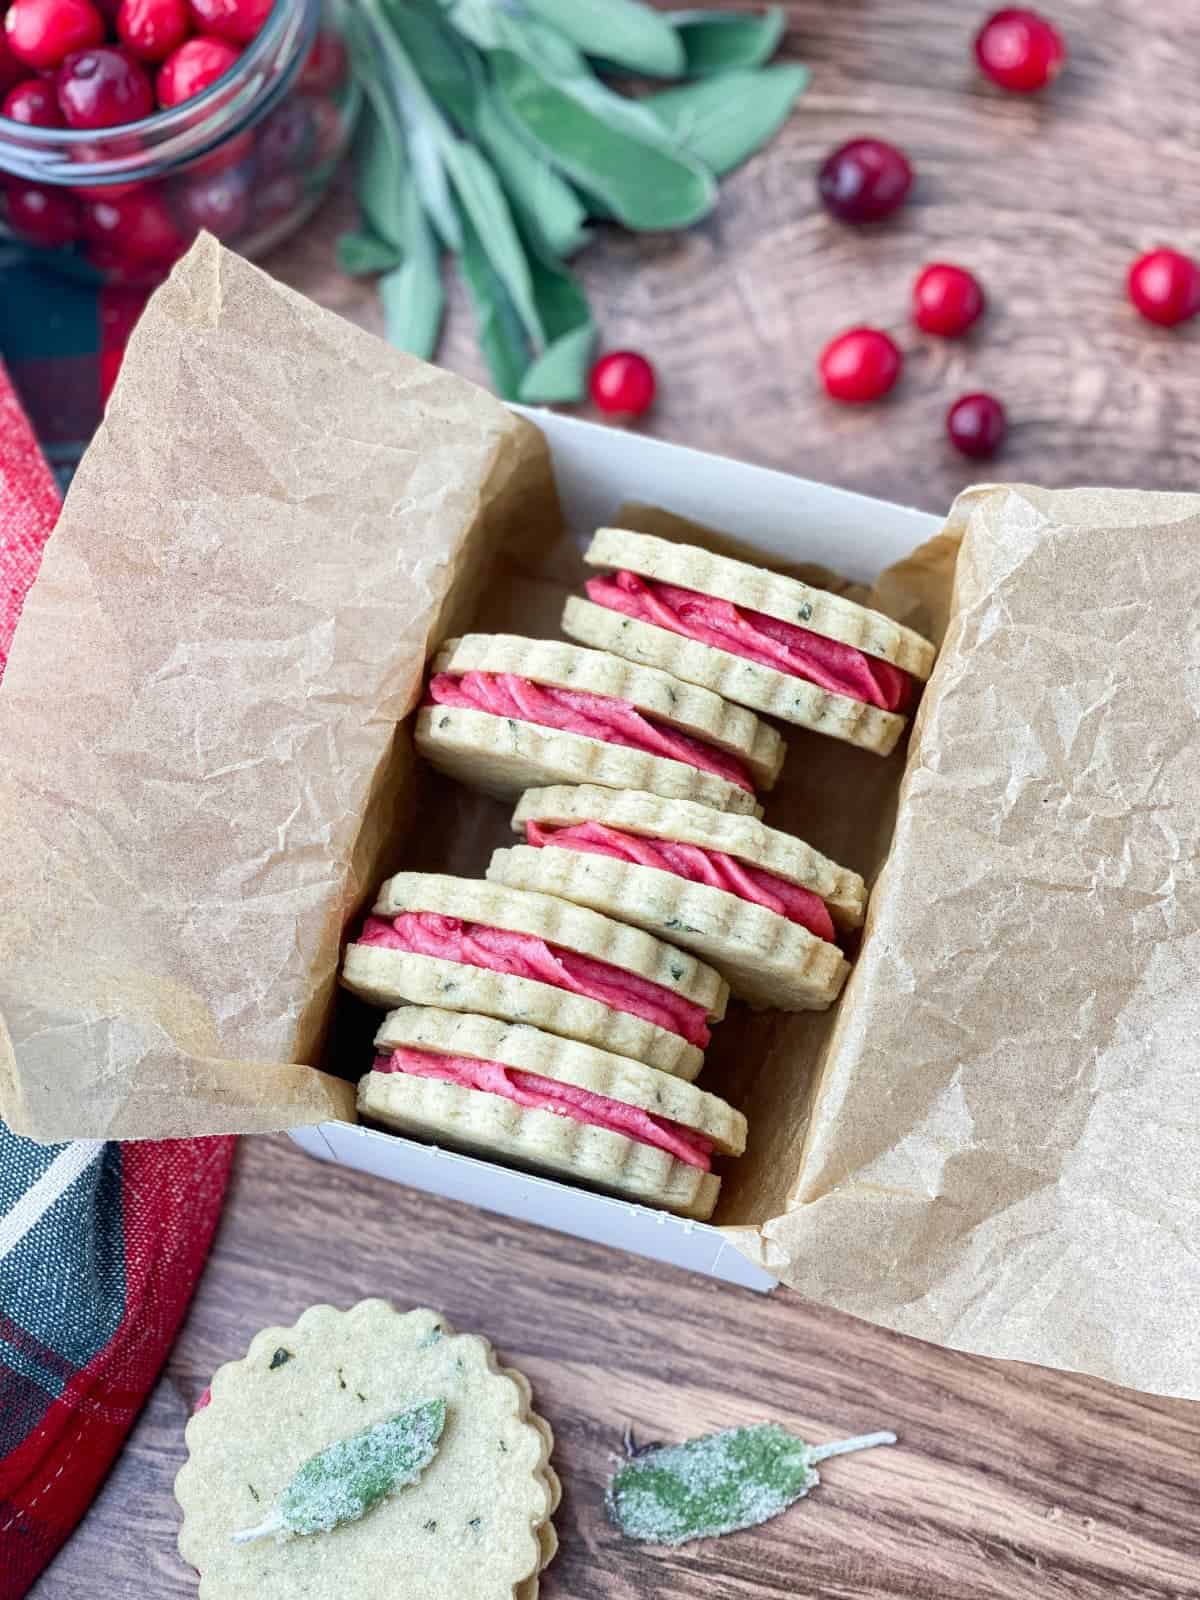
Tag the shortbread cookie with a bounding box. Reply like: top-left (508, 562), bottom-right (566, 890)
top-left (359, 1007), bottom-right (747, 1220)
top-left (415, 633), bottom-right (785, 816)
top-left (176, 1300), bottom-right (559, 1600)
top-left (342, 873), bottom-right (728, 1081)
top-left (490, 786), bottom-right (862, 1011)
top-left (564, 528), bottom-right (936, 756)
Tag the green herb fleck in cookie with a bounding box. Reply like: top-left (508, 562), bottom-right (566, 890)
top-left (231, 1398), bottom-right (446, 1544)
top-left (606, 1422), bottom-right (895, 1546)
top-left (268, 1349), bottom-right (293, 1370)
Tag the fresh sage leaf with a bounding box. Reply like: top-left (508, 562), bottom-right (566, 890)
top-left (644, 64), bottom-right (809, 178)
top-left (362, 1), bottom-right (462, 249)
top-left (352, 95), bottom-right (411, 254)
top-left (473, 88), bottom-right (589, 258)
top-left (337, 230), bottom-right (404, 277)
top-left (456, 206), bottom-right (532, 400)
top-left (607, 1423), bottom-right (895, 1547)
top-left (491, 51), bottom-right (717, 231)
top-left (378, 0), bottom-right (479, 130)
top-left (378, 178), bottom-right (444, 360)
top-left (232, 1399), bottom-right (447, 1544)
top-left (669, 7), bottom-right (785, 75)
top-left (442, 138), bottom-right (543, 346)
top-left (446, 0), bottom-right (584, 78)
top-left (519, 0), bottom-right (684, 77)
top-left (518, 252), bottom-right (594, 404)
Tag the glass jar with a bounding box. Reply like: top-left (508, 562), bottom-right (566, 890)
top-left (0, 0), bottom-right (358, 284)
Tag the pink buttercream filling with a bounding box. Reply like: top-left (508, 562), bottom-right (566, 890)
top-left (586, 571), bottom-right (915, 714)
top-left (426, 670), bottom-right (754, 793)
top-left (360, 912), bottom-right (709, 1047)
top-left (527, 821), bottom-right (837, 945)
top-left (375, 1047), bottom-right (714, 1170)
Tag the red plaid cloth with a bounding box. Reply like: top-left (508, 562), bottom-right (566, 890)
top-left (0, 357), bottom-right (234, 1598)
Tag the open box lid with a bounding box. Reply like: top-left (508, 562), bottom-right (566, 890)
top-left (0, 240), bottom-right (1195, 1401)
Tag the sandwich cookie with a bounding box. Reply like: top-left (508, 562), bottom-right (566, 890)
top-left (359, 1008), bottom-right (747, 1221)
top-left (490, 786), bottom-right (866, 1011)
top-left (415, 633), bottom-right (784, 816)
top-left (176, 1300), bottom-right (559, 1600)
top-left (563, 528), bottom-right (936, 756)
top-left (342, 873), bottom-right (728, 1081)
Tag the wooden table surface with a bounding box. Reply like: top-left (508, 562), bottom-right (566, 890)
top-left (34, 3), bottom-right (1200, 1597)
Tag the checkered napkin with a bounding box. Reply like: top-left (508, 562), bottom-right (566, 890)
top-left (0, 322), bottom-right (235, 1598)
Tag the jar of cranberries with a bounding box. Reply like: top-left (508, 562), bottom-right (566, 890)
top-left (0, 0), bottom-right (357, 283)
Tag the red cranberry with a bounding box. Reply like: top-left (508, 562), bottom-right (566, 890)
top-left (57, 45), bottom-right (154, 128)
top-left (117, 0), bottom-right (189, 62)
top-left (913, 262), bottom-right (985, 337)
top-left (5, 177), bottom-right (81, 243)
top-left (4, 0), bottom-right (103, 70)
top-left (186, 0), bottom-right (269, 45)
top-left (817, 138), bottom-right (913, 224)
top-left (82, 185), bottom-right (184, 261)
top-left (254, 94), bottom-right (311, 176)
top-left (251, 170), bottom-right (300, 225)
top-left (187, 126), bottom-right (251, 174)
top-left (309, 96), bottom-right (343, 163)
top-left (819, 327), bottom-right (902, 404)
top-left (589, 350), bottom-right (656, 417)
top-left (1126, 248), bottom-right (1200, 328)
top-left (298, 27), bottom-right (345, 93)
top-left (173, 162), bottom-right (248, 237)
top-left (975, 9), bottom-right (1065, 93)
top-left (947, 393), bottom-right (1007, 458)
top-left (0, 31), bottom-right (28, 93)
top-left (156, 34), bottom-right (238, 106)
top-left (2, 74), bottom-right (63, 123)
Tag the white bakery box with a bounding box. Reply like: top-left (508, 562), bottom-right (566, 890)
top-left (289, 407), bottom-right (940, 1293)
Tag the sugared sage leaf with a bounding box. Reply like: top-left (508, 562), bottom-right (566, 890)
top-left (520, 0), bottom-right (685, 78)
top-left (606, 1423), bottom-right (895, 1546)
top-left (644, 64), bottom-right (809, 178)
top-left (231, 1398), bottom-right (446, 1544)
top-left (669, 7), bottom-right (786, 75)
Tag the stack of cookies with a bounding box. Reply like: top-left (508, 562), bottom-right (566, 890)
top-left (342, 530), bottom-right (936, 1222)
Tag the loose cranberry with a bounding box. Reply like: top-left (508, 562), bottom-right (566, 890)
top-left (5, 177), bottom-right (81, 244)
top-left (1126, 248), bottom-right (1200, 328)
top-left (254, 94), bottom-right (311, 176)
top-left (117, 0), bottom-right (189, 62)
top-left (2, 75), bottom-right (63, 123)
top-left (186, 0), bottom-right (269, 45)
top-left (817, 138), bottom-right (913, 224)
top-left (82, 185), bottom-right (184, 261)
top-left (298, 27), bottom-right (344, 93)
top-left (975, 9), bottom-right (1065, 93)
top-left (156, 34), bottom-right (238, 106)
top-left (173, 161), bottom-right (248, 237)
top-left (0, 31), bottom-right (27, 93)
top-left (4, 0), bottom-right (103, 70)
top-left (589, 350), bottom-right (656, 417)
top-left (947, 392), bottom-right (1007, 458)
top-left (57, 45), bottom-right (154, 128)
top-left (819, 327), bottom-right (902, 404)
top-left (913, 262), bottom-right (985, 337)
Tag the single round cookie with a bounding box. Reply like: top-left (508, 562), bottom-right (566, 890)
top-left (176, 1301), bottom-right (559, 1600)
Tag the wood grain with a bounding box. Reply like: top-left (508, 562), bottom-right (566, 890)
top-left (30, 4), bottom-right (1200, 1596)
top-left (33, 1136), bottom-right (1200, 1600)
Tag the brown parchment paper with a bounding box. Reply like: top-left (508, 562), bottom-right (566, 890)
top-left (2, 239), bottom-right (1193, 1399)
top-left (0, 235), bottom-right (559, 1140)
top-left (747, 485), bottom-right (1200, 1401)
